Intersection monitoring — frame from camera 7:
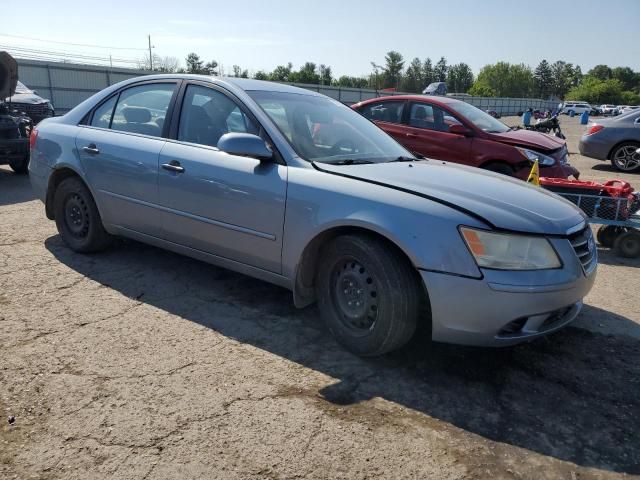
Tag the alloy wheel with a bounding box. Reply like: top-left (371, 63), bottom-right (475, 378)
top-left (613, 145), bottom-right (640, 171)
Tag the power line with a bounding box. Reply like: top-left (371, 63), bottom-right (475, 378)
top-left (0, 45), bottom-right (142, 64)
top-left (0, 33), bottom-right (148, 51)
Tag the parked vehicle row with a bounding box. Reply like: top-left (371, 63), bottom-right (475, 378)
top-left (28, 74), bottom-right (596, 356)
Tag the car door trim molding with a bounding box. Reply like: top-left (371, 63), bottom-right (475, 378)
top-left (99, 190), bottom-right (277, 241)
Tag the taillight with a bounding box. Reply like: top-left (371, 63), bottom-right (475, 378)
top-left (29, 128), bottom-right (38, 150)
top-left (586, 124), bottom-right (604, 136)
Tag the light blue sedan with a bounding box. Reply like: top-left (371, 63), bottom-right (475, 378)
top-left (29, 75), bottom-right (597, 356)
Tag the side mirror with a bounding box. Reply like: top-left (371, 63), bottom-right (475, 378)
top-left (449, 124), bottom-right (470, 136)
top-left (217, 133), bottom-right (273, 161)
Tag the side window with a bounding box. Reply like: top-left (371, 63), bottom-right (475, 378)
top-left (90, 95), bottom-right (117, 128)
top-left (111, 83), bottom-right (175, 137)
top-left (408, 103), bottom-right (456, 132)
top-left (178, 85), bottom-right (258, 147)
top-left (359, 101), bottom-right (404, 124)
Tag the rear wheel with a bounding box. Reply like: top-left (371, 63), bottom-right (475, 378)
top-left (614, 230), bottom-right (640, 258)
top-left (316, 234), bottom-right (421, 356)
top-left (53, 177), bottom-right (112, 253)
top-left (596, 225), bottom-right (624, 248)
top-left (610, 142), bottom-right (640, 172)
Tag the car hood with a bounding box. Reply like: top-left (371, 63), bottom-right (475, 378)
top-left (315, 160), bottom-right (585, 235)
top-left (490, 129), bottom-right (565, 152)
top-left (4, 92), bottom-right (50, 104)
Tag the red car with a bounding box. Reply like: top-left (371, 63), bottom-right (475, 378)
top-left (352, 96), bottom-right (579, 180)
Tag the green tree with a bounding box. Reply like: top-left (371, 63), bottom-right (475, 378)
top-left (204, 60), bottom-right (219, 76)
top-left (401, 57), bottom-right (423, 93)
top-left (253, 70), bottom-right (269, 80)
top-left (434, 56), bottom-right (448, 82)
top-left (335, 75), bottom-right (369, 88)
top-left (468, 81), bottom-right (497, 97)
top-left (588, 64), bottom-right (612, 81)
top-left (422, 58), bottom-right (434, 88)
top-left (296, 62), bottom-right (320, 84)
top-left (185, 53), bottom-right (204, 74)
top-left (446, 63), bottom-right (474, 93)
top-left (475, 62), bottom-right (533, 97)
top-left (566, 77), bottom-right (623, 104)
top-left (319, 64), bottom-right (333, 85)
top-left (232, 65), bottom-right (248, 78)
top-left (534, 59), bottom-right (553, 98)
top-left (382, 51), bottom-right (405, 88)
top-left (270, 63), bottom-right (294, 82)
top-left (611, 66), bottom-right (638, 91)
top-left (620, 90), bottom-right (640, 104)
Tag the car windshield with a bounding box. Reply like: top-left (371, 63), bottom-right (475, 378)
top-left (447, 101), bottom-right (510, 133)
top-left (247, 90), bottom-right (411, 164)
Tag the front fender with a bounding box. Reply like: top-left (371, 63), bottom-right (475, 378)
top-left (282, 167), bottom-right (484, 288)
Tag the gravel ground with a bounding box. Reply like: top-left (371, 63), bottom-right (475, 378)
top-left (1, 115), bottom-right (639, 479)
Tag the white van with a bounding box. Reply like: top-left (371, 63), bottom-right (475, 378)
top-left (561, 102), bottom-right (592, 115)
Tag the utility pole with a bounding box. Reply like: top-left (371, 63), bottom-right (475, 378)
top-left (148, 35), bottom-right (153, 71)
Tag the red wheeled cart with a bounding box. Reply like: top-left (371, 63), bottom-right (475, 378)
top-left (540, 178), bottom-right (640, 258)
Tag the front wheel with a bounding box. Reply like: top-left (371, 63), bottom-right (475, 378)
top-left (610, 143), bottom-right (640, 172)
top-left (483, 162), bottom-right (514, 176)
top-left (9, 155), bottom-right (29, 174)
top-left (53, 177), bottom-right (112, 253)
top-left (316, 234), bottom-right (422, 356)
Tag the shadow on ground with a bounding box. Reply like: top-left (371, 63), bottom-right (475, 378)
top-left (46, 236), bottom-right (640, 475)
top-left (0, 168), bottom-right (35, 206)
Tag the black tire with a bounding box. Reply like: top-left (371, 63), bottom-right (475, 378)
top-left (9, 155), bottom-right (29, 174)
top-left (316, 234), bottom-right (422, 356)
top-left (483, 162), bottom-right (514, 176)
top-left (610, 142), bottom-right (640, 173)
top-left (596, 225), bottom-right (624, 248)
top-left (614, 230), bottom-right (640, 258)
top-left (53, 177), bottom-right (112, 253)
top-left (568, 110), bottom-right (575, 116)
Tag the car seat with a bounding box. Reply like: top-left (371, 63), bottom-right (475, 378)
top-left (118, 107), bottom-right (161, 136)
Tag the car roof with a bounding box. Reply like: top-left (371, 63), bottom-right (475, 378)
top-left (356, 94), bottom-right (464, 107)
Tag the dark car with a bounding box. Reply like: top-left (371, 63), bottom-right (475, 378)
top-left (5, 80), bottom-right (54, 124)
top-left (0, 51), bottom-right (32, 174)
top-left (352, 95), bottom-right (579, 180)
top-left (579, 109), bottom-right (640, 172)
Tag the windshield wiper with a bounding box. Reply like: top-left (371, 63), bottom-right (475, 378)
top-left (314, 159), bottom-right (375, 165)
top-left (388, 155), bottom-right (420, 163)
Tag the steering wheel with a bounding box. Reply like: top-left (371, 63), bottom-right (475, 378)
top-left (330, 138), bottom-right (359, 156)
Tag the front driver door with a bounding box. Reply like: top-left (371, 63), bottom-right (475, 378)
top-left (400, 102), bottom-right (473, 164)
top-left (158, 83), bottom-right (287, 274)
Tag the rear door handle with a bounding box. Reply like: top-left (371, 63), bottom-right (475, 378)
top-left (82, 144), bottom-right (100, 155)
top-left (161, 160), bottom-right (185, 173)
top-left (405, 133), bottom-right (417, 138)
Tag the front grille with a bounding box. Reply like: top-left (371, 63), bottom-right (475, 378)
top-left (8, 103), bottom-right (51, 118)
top-left (569, 227), bottom-right (596, 273)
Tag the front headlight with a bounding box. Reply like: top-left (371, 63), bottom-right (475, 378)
top-left (516, 147), bottom-right (556, 166)
top-left (460, 227), bottom-right (561, 270)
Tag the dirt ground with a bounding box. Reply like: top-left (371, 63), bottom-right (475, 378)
top-left (1, 115), bottom-right (639, 479)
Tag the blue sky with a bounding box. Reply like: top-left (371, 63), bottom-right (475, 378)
top-left (1, 0), bottom-right (638, 76)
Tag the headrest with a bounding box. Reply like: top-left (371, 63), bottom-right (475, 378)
top-left (122, 106), bottom-right (151, 123)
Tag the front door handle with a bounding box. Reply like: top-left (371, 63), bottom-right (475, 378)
top-left (161, 160), bottom-right (185, 173)
top-left (83, 144), bottom-right (100, 155)
top-left (405, 133), bottom-right (417, 138)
